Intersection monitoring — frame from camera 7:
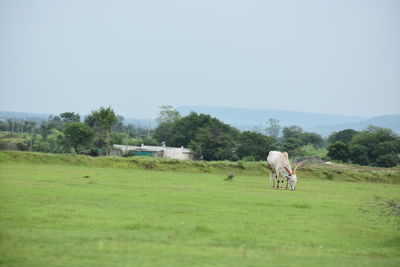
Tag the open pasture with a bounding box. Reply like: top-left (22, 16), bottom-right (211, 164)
top-left (1, 160), bottom-right (399, 266)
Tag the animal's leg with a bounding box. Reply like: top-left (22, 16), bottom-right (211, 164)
top-left (269, 170), bottom-right (274, 188)
top-left (276, 173), bottom-right (281, 189)
top-left (275, 172), bottom-right (280, 189)
top-left (269, 169), bottom-right (278, 189)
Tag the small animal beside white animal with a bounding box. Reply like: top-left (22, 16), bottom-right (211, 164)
top-left (267, 151), bottom-right (303, 191)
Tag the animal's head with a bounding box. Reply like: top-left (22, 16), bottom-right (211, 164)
top-left (284, 163), bottom-right (304, 191)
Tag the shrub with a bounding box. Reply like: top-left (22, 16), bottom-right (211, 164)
top-left (140, 159), bottom-right (157, 170)
top-left (236, 161), bottom-right (246, 170)
top-left (361, 196), bottom-right (400, 231)
top-left (17, 142), bottom-right (30, 151)
top-left (225, 172), bottom-right (236, 181)
top-left (375, 154), bottom-right (399, 168)
top-left (242, 156), bottom-right (256, 162)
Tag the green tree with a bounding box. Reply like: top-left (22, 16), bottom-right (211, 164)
top-left (32, 136), bottom-right (51, 153)
top-left (84, 107), bottom-right (118, 155)
top-left (156, 105), bottom-right (181, 124)
top-left (194, 125), bottom-right (238, 161)
top-left (165, 112), bottom-right (210, 147)
top-left (188, 141), bottom-right (203, 160)
top-left (64, 122), bottom-right (94, 153)
top-left (282, 137), bottom-right (304, 156)
top-left (236, 131), bottom-right (276, 161)
top-left (327, 141), bottom-right (349, 162)
top-left (153, 106), bottom-right (181, 145)
top-left (373, 141), bottom-right (399, 159)
top-left (159, 112), bottom-right (239, 160)
top-left (282, 125), bottom-right (303, 140)
top-left (46, 129), bottom-right (69, 153)
top-left (350, 126), bottom-right (400, 165)
top-left (348, 144), bottom-right (369, 165)
top-left (112, 133), bottom-right (127, 145)
top-left (22, 121), bottom-right (37, 134)
top-left (301, 132), bottom-right (324, 148)
top-left (60, 112), bottom-right (80, 123)
top-left (375, 154), bottom-right (399, 168)
top-left (40, 116), bottom-right (64, 137)
top-left (328, 129), bottom-right (359, 145)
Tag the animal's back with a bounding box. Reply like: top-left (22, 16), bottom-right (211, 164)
top-left (267, 151), bottom-right (283, 169)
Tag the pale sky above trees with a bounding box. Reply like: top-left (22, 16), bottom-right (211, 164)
top-left (1, 0), bottom-right (399, 118)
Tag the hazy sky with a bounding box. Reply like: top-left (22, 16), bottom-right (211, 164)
top-left (1, 0), bottom-right (399, 118)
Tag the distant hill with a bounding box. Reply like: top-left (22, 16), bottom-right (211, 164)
top-left (177, 106), bottom-right (400, 136)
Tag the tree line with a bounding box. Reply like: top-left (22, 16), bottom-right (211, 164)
top-left (1, 106), bottom-right (399, 167)
top-left (0, 108), bottom-right (153, 156)
top-left (327, 127), bottom-right (400, 167)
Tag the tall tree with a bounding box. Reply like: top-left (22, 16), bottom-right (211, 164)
top-left (153, 106), bottom-right (181, 145)
top-left (38, 116), bottom-right (64, 138)
top-left (64, 122), bottom-right (94, 153)
top-left (327, 141), bottom-right (349, 162)
top-left (236, 131), bottom-right (277, 161)
top-left (156, 105), bottom-right (181, 124)
top-left (60, 112), bottom-right (80, 123)
top-left (301, 132), bottom-right (324, 148)
top-left (84, 107), bottom-right (118, 155)
top-left (282, 125), bottom-right (303, 140)
top-left (328, 129), bottom-right (358, 144)
top-left (265, 119), bottom-right (281, 139)
top-left (155, 112), bottom-right (239, 160)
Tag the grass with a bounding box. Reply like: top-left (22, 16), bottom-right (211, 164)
top-left (0, 154), bottom-right (400, 266)
top-left (1, 151), bottom-right (400, 184)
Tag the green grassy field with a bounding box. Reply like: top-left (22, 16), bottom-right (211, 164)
top-left (0, 155), bottom-right (400, 266)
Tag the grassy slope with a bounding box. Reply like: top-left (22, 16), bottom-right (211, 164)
top-left (0, 158), bottom-right (400, 266)
top-left (1, 151), bottom-right (399, 184)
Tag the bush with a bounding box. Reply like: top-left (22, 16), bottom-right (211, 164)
top-left (225, 172), bottom-right (236, 181)
top-left (361, 196), bottom-right (400, 231)
top-left (242, 156), bottom-right (256, 162)
top-left (17, 142), bottom-right (30, 151)
top-left (140, 159), bottom-right (157, 169)
top-left (32, 138), bottom-right (51, 153)
top-left (375, 154), bottom-right (399, 168)
top-left (236, 161), bottom-right (246, 170)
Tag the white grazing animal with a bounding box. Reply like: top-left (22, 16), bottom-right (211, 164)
top-left (267, 151), bottom-right (303, 191)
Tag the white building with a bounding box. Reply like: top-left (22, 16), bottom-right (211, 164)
top-left (114, 144), bottom-right (192, 160)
